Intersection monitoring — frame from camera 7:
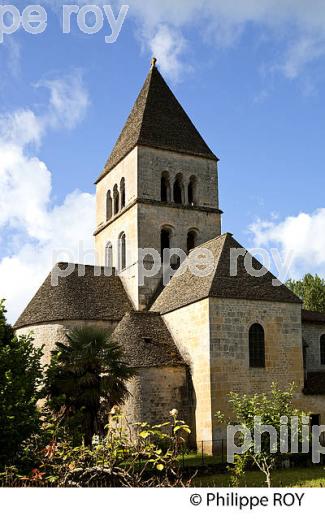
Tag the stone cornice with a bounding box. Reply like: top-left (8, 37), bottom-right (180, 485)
top-left (94, 198), bottom-right (223, 236)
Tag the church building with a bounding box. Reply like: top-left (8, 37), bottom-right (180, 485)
top-left (15, 60), bottom-right (325, 451)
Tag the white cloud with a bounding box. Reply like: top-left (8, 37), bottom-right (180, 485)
top-left (281, 36), bottom-right (325, 79)
top-left (0, 37), bottom-right (21, 87)
top-left (113, 0), bottom-right (325, 80)
top-left (249, 208), bottom-right (325, 279)
top-left (36, 72), bottom-right (90, 130)
top-left (0, 73), bottom-right (95, 324)
top-left (147, 25), bottom-right (188, 82)
top-left (45, 0), bottom-right (325, 80)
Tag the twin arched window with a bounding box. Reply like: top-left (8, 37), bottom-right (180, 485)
top-left (160, 172), bottom-right (198, 205)
top-left (104, 234), bottom-right (127, 272)
top-left (249, 323), bottom-right (265, 368)
top-left (320, 335), bottom-right (325, 365)
top-left (106, 177), bottom-right (126, 221)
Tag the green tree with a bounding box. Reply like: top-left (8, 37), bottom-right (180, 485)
top-left (0, 300), bottom-right (43, 468)
top-left (286, 274), bottom-right (325, 313)
top-left (44, 326), bottom-right (135, 446)
top-left (216, 383), bottom-right (309, 487)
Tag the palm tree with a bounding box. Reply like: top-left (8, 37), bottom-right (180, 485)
top-left (44, 326), bottom-right (134, 446)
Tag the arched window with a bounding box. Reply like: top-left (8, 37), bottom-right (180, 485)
top-left (120, 178), bottom-right (126, 209)
top-left (187, 230), bottom-right (197, 253)
top-left (119, 232), bottom-right (126, 271)
top-left (105, 242), bottom-right (113, 269)
top-left (249, 323), bottom-right (265, 368)
top-left (113, 184), bottom-right (119, 215)
top-left (320, 335), bottom-right (325, 365)
top-left (188, 175), bottom-right (197, 205)
top-left (161, 172), bottom-right (171, 202)
top-left (160, 228), bottom-right (171, 261)
top-left (173, 174), bottom-right (184, 204)
top-left (106, 190), bottom-right (112, 220)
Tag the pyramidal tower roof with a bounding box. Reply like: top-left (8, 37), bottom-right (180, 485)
top-left (152, 233), bottom-right (302, 314)
top-left (97, 59), bottom-right (218, 182)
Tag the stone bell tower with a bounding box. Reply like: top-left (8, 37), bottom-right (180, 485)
top-left (94, 59), bottom-right (222, 310)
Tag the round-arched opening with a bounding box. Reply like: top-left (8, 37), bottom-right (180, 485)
top-left (188, 175), bottom-right (197, 205)
top-left (120, 178), bottom-right (126, 209)
top-left (187, 229), bottom-right (197, 253)
top-left (113, 184), bottom-right (119, 215)
top-left (161, 172), bottom-right (171, 202)
top-left (119, 232), bottom-right (126, 271)
top-left (173, 174), bottom-right (184, 204)
top-left (106, 190), bottom-right (112, 220)
top-left (249, 323), bottom-right (265, 368)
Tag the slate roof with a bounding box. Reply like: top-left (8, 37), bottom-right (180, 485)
top-left (303, 372), bottom-right (325, 395)
top-left (152, 233), bottom-right (302, 314)
top-left (97, 63), bottom-right (217, 182)
top-left (112, 311), bottom-right (185, 368)
top-left (14, 263), bottom-right (133, 329)
top-left (302, 309), bottom-right (325, 324)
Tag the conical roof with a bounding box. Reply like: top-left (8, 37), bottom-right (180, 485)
top-left (151, 233), bottom-right (302, 314)
top-left (112, 311), bottom-right (185, 368)
top-left (97, 63), bottom-right (217, 182)
top-left (14, 263), bottom-right (133, 328)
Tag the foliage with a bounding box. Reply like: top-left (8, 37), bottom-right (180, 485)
top-left (216, 383), bottom-right (310, 487)
top-left (286, 274), bottom-right (325, 313)
top-left (43, 326), bottom-right (135, 446)
top-left (0, 300), bottom-right (43, 468)
top-left (1, 410), bottom-right (193, 487)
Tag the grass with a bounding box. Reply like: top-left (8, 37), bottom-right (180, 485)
top-left (192, 466), bottom-right (325, 487)
top-left (180, 452), bottom-right (224, 467)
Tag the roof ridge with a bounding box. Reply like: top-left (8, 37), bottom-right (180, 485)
top-left (96, 65), bottom-right (218, 182)
top-left (152, 233), bottom-right (302, 314)
top-left (137, 67), bottom-right (154, 140)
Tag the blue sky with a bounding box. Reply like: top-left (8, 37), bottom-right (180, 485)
top-left (1, 0), bottom-right (325, 322)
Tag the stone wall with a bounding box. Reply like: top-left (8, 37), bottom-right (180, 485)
top-left (303, 321), bottom-right (325, 372)
top-left (122, 365), bottom-right (192, 430)
top-left (95, 145), bottom-right (221, 309)
top-left (95, 204), bottom-right (139, 307)
top-left (16, 320), bottom-right (194, 435)
top-left (16, 320), bottom-right (117, 367)
top-left (209, 298), bottom-right (304, 437)
top-left (96, 147), bottom-right (138, 229)
top-left (161, 299), bottom-right (212, 446)
top-left (138, 146), bottom-right (220, 209)
top-left (161, 296), bottom-right (325, 451)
